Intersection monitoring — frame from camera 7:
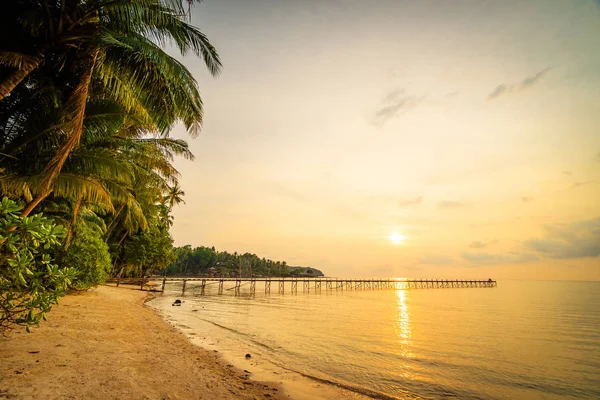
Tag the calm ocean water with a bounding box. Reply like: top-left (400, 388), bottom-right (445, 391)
top-left (154, 280), bottom-right (599, 400)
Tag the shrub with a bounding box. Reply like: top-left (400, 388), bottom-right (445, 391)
top-left (60, 223), bottom-right (111, 290)
top-left (0, 197), bottom-right (76, 334)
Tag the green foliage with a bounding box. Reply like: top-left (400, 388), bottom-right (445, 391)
top-left (0, 0), bottom-right (220, 335)
top-left (167, 246), bottom-right (292, 277)
top-left (59, 223), bottom-right (111, 290)
top-left (0, 197), bottom-right (76, 334)
top-left (121, 227), bottom-right (176, 277)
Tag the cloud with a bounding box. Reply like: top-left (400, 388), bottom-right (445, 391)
top-left (520, 68), bottom-right (551, 89)
top-left (487, 84), bottom-right (511, 100)
top-left (487, 68), bottom-right (551, 100)
top-left (563, 171), bottom-right (572, 176)
top-left (437, 200), bottom-right (465, 209)
top-left (469, 240), bottom-right (498, 249)
top-left (398, 196), bottom-right (423, 208)
top-left (523, 217), bottom-right (600, 259)
top-left (461, 217), bottom-right (599, 266)
top-left (469, 241), bottom-right (485, 249)
top-left (596, 152), bottom-right (600, 162)
top-left (461, 252), bottom-right (539, 266)
top-left (521, 196), bottom-right (534, 202)
top-left (570, 180), bottom-right (596, 189)
top-left (372, 88), bottom-right (423, 126)
top-left (418, 255), bottom-right (455, 265)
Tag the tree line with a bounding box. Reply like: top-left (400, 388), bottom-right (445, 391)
top-left (0, 0), bottom-right (219, 333)
top-left (167, 246), bottom-right (292, 277)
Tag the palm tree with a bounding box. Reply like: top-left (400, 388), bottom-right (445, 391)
top-left (0, 0), bottom-right (221, 216)
top-left (1, 90), bottom-right (193, 250)
top-left (0, 0), bottom-right (220, 100)
top-left (164, 182), bottom-right (186, 212)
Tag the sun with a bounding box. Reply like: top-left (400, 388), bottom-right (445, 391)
top-left (389, 233), bottom-right (405, 245)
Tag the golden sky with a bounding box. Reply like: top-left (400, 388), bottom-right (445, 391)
top-left (169, 0), bottom-right (600, 280)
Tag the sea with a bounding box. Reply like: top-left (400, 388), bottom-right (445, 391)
top-left (149, 280), bottom-right (600, 400)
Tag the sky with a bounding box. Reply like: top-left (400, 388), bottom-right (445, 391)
top-left (167, 0), bottom-right (600, 281)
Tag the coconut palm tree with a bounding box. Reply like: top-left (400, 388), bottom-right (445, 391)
top-left (164, 182), bottom-right (186, 212)
top-left (0, 0), bottom-right (220, 216)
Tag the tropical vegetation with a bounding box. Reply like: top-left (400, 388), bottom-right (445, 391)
top-left (167, 246), bottom-right (292, 277)
top-left (0, 0), bottom-right (220, 332)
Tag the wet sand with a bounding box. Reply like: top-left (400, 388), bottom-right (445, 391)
top-left (149, 293), bottom-right (371, 400)
top-left (0, 285), bottom-right (284, 400)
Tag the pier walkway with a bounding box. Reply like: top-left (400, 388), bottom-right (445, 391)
top-left (110, 277), bottom-right (497, 295)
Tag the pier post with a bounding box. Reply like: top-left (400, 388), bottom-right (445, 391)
top-left (218, 279), bottom-right (224, 295)
top-left (182, 279), bottom-right (187, 295)
top-left (162, 278), bottom-right (166, 292)
top-left (201, 279), bottom-right (206, 296)
top-left (279, 280), bottom-right (285, 294)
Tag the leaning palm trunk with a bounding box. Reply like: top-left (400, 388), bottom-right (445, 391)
top-left (0, 53), bottom-right (44, 100)
top-left (21, 49), bottom-right (99, 217)
top-left (64, 197), bottom-right (84, 250)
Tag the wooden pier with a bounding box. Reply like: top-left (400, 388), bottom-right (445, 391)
top-left (110, 277), bottom-right (497, 295)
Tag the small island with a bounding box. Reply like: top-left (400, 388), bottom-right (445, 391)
top-left (164, 245), bottom-right (323, 278)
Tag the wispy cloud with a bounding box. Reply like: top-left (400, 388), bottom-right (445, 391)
top-left (462, 217), bottom-right (600, 266)
top-left (596, 152), bottom-right (600, 162)
top-left (469, 240), bottom-right (498, 249)
top-left (461, 252), bottom-right (538, 266)
top-left (487, 68), bottom-right (551, 101)
top-left (372, 88), bottom-right (423, 126)
top-left (437, 200), bottom-right (466, 209)
top-left (398, 196), bottom-right (423, 208)
top-left (570, 180), bottom-right (596, 189)
top-left (563, 170), bottom-right (572, 176)
top-left (521, 196), bottom-right (534, 202)
top-left (487, 84), bottom-right (510, 100)
top-left (469, 241), bottom-right (486, 249)
top-left (523, 217), bottom-right (600, 259)
top-left (520, 68), bottom-right (551, 89)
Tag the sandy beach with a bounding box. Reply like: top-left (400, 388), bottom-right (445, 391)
top-left (0, 285), bottom-right (285, 400)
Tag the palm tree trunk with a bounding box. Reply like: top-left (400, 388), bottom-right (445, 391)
top-left (105, 203), bottom-right (126, 240)
top-left (64, 197), bottom-right (83, 250)
top-left (21, 48), bottom-right (99, 217)
top-left (118, 231), bottom-right (128, 247)
top-left (0, 54), bottom-right (44, 101)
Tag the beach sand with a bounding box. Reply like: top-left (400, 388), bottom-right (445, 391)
top-left (148, 295), bottom-right (371, 400)
top-left (0, 285), bottom-right (285, 400)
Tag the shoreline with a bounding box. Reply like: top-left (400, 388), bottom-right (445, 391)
top-left (148, 292), bottom-right (377, 400)
top-left (0, 285), bottom-right (285, 399)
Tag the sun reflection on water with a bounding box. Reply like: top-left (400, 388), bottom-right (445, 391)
top-left (396, 289), bottom-right (413, 353)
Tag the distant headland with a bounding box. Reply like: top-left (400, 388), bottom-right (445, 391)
top-left (165, 245), bottom-right (323, 278)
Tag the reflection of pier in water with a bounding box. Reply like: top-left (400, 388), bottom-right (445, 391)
top-left (114, 277), bottom-right (497, 295)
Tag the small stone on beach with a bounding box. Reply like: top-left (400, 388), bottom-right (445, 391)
top-left (245, 353), bottom-right (252, 359)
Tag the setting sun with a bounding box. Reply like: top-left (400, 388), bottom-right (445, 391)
top-left (389, 233), bottom-right (405, 245)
